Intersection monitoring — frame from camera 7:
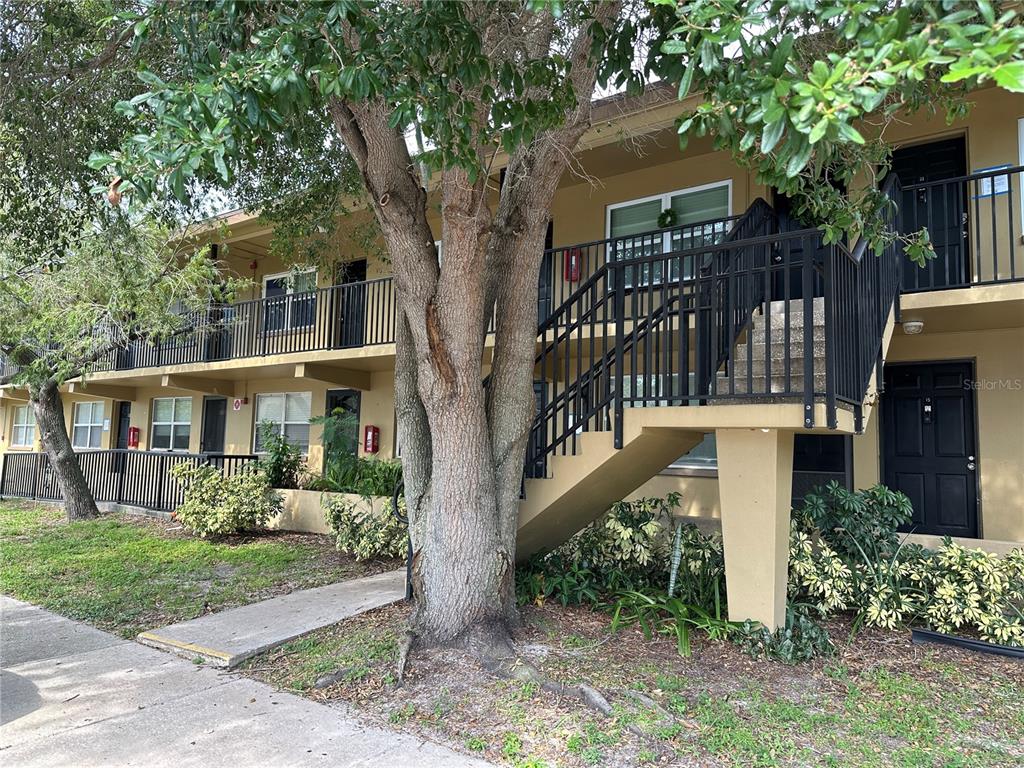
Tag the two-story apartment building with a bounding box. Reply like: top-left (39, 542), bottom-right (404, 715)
top-left (3, 83), bottom-right (1022, 629)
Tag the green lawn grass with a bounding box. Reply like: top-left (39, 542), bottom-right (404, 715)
top-left (0, 499), bottom-right (390, 637)
top-left (244, 604), bottom-right (1024, 768)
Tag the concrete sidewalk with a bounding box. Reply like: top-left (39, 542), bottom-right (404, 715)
top-left (0, 596), bottom-right (492, 767)
top-left (138, 569), bottom-right (406, 668)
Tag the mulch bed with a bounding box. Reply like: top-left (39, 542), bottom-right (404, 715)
top-left (244, 602), bottom-right (1024, 767)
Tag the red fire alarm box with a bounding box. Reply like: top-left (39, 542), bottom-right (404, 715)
top-left (127, 426), bottom-right (140, 448)
top-left (363, 425), bottom-right (380, 454)
top-left (564, 247), bottom-right (582, 282)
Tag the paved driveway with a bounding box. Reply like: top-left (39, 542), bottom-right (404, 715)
top-left (0, 596), bottom-right (491, 767)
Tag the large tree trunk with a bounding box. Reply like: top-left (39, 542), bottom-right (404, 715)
top-left (327, 3), bottom-right (618, 652)
top-left (30, 379), bottom-right (98, 521)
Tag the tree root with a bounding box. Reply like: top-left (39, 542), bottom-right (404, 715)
top-left (475, 651), bottom-right (610, 720)
top-left (395, 628), bottom-right (417, 686)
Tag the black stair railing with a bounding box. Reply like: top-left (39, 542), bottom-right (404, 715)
top-left (824, 172), bottom-right (905, 430)
top-left (525, 188), bottom-right (907, 477)
top-left (525, 201), bottom-right (781, 475)
top-left (695, 198), bottom-right (778, 397)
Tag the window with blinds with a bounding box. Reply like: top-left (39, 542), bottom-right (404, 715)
top-left (11, 405), bottom-right (35, 448)
top-left (254, 392), bottom-right (312, 452)
top-left (71, 401), bottom-right (105, 449)
top-left (151, 396), bottom-right (192, 451)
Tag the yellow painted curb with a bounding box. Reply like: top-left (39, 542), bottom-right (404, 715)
top-left (137, 632), bottom-right (233, 662)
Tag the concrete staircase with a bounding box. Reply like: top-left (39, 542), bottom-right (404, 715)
top-left (517, 298), bottom-right (844, 559)
top-left (517, 420), bottom-right (704, 557)
top-left (718, 298), bottom-right (826, 395)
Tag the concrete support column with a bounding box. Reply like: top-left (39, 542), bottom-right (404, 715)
top-left (715, 427), bottom-right (795, 630)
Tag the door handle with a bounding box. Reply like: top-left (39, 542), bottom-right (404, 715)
top-left (967, 460), bottom-right (976, 471)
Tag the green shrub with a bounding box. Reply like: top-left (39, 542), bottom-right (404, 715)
top-left (306, 408), bottom-right (403, 496)
top-left (257, 421), bottom-right (305, 489)
top-left (171, 462), bottom-right (281, 537)
top-left (306, 457), bottom-right (403, 496)
top-left (322, 493), bottom-right (407, 561)
top-left (310, 408), bottom-right (360, 489)
top-left (348, 457), bottom-right (403, 496)
top-left (919, 542), bottom-right (1024, 645)
top-left (517, 495), bottom-right (700, 606)
top-left (610, 589), bottom-right (740, 657)
top-left (798, 482), bottom-right (913, 561)
top-left (791, 484), bottom-right (1024, 646)
top-left (735, 608), bottom-right (835, 664)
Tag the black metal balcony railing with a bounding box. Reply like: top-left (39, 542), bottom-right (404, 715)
top-left (0, 449), bottom-right (257, 511)
top-left (1, 167), bottom-right (1021, 385)
top-left (24, 217), bottom-right (737, 375)
top-left (899, 164), bottom-right (1023, 291)
top-left (97, 277), bottom-right (397, 371)
top-left (525, 180), bottom-right (905, 476)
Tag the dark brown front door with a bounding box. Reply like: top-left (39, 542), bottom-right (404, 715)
top-left (882, 362), bottom-right (979, 537)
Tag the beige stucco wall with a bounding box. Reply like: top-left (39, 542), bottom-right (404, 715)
top-left (4, 88), bottom-right (1023, 551)
top-left (627, 324), bottom-right (1024, 545)
top-left (272, 488), bottom-right (391, 535)
top-left (857, 326), bottom-right (1024, 541)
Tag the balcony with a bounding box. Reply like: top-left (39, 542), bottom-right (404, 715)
top-left (94, 277), bottom-right (398, 372)
top-left (898, 164), bottom-right (1023, 291)
top-left (2, 167), bottom-right (1021, 383)
top-left (76, 216), bottom-right (746, 374)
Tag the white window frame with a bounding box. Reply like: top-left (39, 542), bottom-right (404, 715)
top-left (253, 392), bottom-right (312, 453)
top-left (71, 401), bottom-right (105, 450)
top-left (150, 396), bottom-right (193, 452)
top-left (605, 180), bottom-right (733, 287)
top-left (262, 268), bottom-right (318, 332)
top-left (11, 404), bottom-right (35, 448)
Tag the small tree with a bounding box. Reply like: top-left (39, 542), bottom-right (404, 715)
top-left (0, 216), bottom-right (228, 520)
top-left (0, 2), bottom-right (228, 519)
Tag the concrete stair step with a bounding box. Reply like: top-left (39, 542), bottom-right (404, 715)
top-left (753, 297), bottom-right (826, 332)
top-left (715, 371), bottom-right (827, 395)
top-left (751, 325), bottom-right (826, 346)
top-left (753, 312), bottom-right (825, 332)
top-left (746, 340), bottom-right (813, 360)
top-left (730, 358), bottom-right (825, 378)
top-left (766, 297), bottom-right (825, 315)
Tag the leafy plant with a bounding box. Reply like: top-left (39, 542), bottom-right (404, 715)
top-left (517, 495), bottom-right (701, 606)
top-left (322, 494), bottom-right (407, 561)
top-left (257, 421), bottom-right (305, 489)
top-left (516, 554), bottom-right (601, 607)
top-left (305, 408), bottom-right (402, 496)
top-left (798, 482), bottom-right (913, 561)
top-left (610, 589), bottom-right (740, 657)
top-left (791, 484), bottom-right (1024, 646)
top-left (919, 542), bottom-right (1024, 646)
top-left (735, 607), bottom-right (835, 664)
top-left (170, 463), bottom-right (281, 537)
top-left (306, 457), bottom-right (403, 496)
top-left (310, 408), bottom-right (360, 489)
